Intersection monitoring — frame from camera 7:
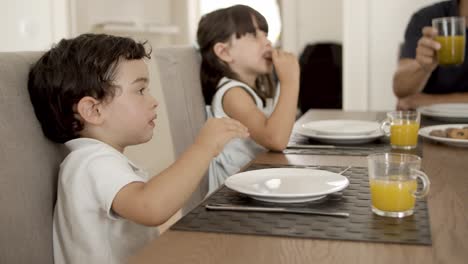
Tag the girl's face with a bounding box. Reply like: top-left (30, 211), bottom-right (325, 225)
top-left (226, 18), bottom-right (273, 79)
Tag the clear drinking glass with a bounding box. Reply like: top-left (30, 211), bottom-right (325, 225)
top-left (367, 153), bottom-right (430, 218)
top-left (432, 16), bottom-right (466, 66)
top-left (380, 111), bottom-right (420, 150)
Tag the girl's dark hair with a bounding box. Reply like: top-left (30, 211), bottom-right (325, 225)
top-left (197, 5), bottom-right (274, 104)
top-left (28, 33), bottom-right (151, 143)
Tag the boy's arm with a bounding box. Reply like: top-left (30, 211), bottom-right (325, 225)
top-left (112, 118), bottom-right (248, 226)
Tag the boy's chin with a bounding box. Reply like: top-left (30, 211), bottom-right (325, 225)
top-left (134, 132), bottom-right (154, 145)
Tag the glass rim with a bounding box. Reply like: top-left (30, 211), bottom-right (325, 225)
top-left (367, 152), bottom-right (422, 164)
top-left (386, 110), bottom-right (420, 118)
top-left (432, 16), bottom-right (466, 24)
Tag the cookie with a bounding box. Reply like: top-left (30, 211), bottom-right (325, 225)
top-left (447, 128), bottom-right (468, 139)
top-left (429, 129), bottom-right (447, 138)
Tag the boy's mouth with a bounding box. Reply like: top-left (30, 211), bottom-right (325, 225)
top-left (149, 114), bottom-right (157, 126)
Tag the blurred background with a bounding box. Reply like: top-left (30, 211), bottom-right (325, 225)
top-left (0, 0), bottom-right (442, 185)
top-left (1, 0), bottom-right (444, 111)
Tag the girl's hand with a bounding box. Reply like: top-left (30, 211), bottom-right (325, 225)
top-left (194, 118), bottom-right (249, 157)
top-left (272, 49), bottom-right (300, 87)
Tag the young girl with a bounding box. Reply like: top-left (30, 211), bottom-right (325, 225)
top-left (197, 5), bottom-right (300, 191)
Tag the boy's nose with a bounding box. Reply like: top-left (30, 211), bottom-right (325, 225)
top-left (150, 95), bottom-right (159, 109)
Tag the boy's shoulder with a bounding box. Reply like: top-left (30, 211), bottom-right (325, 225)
top-left (61, 138), bottom-right (138, 171)
top-left (59, 138), bottom-right (146, 184)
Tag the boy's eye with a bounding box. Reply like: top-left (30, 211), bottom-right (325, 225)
top-left (139, 87), bottom-right (146, 94)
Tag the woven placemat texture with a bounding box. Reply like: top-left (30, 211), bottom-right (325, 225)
top-left (172, 164), bottom-right (432, 245)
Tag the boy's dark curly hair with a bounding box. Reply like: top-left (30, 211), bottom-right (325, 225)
top-left (28, 33), bottom-right (151, 143)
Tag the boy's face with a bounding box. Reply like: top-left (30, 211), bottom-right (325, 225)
top-left (100, 59), bottom-right (158, 149)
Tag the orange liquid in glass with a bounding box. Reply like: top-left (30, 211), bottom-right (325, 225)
top-left (370, 177), bottom-right (417, 212)
top-left (390, 121), bottom-right (420, 148)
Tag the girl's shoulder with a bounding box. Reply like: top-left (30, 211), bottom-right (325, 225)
top-left (210, 77), bottom-right (264, 118)
top-left (213, 77), bottom-right (263, 106)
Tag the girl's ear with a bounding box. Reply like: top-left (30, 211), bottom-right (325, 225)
top-left (213, 42), bottom-right (233, 63)
top-left (76, 96), bottom-right (104, 125)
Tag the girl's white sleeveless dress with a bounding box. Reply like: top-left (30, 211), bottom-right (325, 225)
top-left (206, 77), bottom-right (279, 193)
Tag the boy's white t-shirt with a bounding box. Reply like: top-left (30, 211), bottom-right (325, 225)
top-left (53, 138), bottom-right (158, 264)
top-left (207, 77), bottom-right (280, 193)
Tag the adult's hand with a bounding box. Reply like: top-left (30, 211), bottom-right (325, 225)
top-left (415, 26), bottom-right (440, 73)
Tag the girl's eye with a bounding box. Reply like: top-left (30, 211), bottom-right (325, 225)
top-left (246, 32), bottom-right (256, 38)
top-left (139, 88), bottom-right (146, 95)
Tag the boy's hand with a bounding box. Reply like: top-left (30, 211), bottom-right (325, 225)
top-left (272, 49), bottom-right (300, 88)
top-left (195, 118), bottom-right (249, 157)
top-left (416, 26), bottom-right (440, 73)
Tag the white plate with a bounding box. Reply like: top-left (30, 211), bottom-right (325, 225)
top-left (419, 103), bottom-right (468, 122)
top-left (302, 120), bottom-right (380, 136)
top-left (295, 125), bottom-right (384, 145)
top-left (225, 168), bottom-right (349, 203)
top-left (419, 124), bottom-right (468, 147)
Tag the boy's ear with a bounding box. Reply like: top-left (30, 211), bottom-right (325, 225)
top-left (76, 96), bottom-right (104, 125)
top-left (213, 42), bottom-right (233, 63)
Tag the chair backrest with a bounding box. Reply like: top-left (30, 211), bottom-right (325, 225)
top-left (298, 42), bottom-right (342, 112)
top-left (154, 46), bottom-right (208, 213)
top-left (0, 52), bottom-right (65, 263)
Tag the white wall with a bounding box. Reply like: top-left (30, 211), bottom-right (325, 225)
top-left (0, 0), bottom-right (69, 51)
top-left (281, 0), bottom-right (342, 55)
top-left (71, 0), bottom-right (172, 35)
top-left (296, 0), bottom-right (342, 54)
top-left (344, 0), bottom-right (442, 111)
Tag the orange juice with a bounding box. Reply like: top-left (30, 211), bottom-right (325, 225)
top-left (370, 177), bottom-right (417, 212)
top-left (435, 35), bottom-right (465, 65)
top-left (390, 121), bottom-right (420, 148)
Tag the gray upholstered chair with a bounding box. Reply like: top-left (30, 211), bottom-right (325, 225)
top-left (154, 46), bottom-right (208, 214)
top-left (0, 52), bottom-right (66, 263)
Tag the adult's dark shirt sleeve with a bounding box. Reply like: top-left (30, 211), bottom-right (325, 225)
top-left (400, 13), bottom-right (426, 59)
top-left (400, 1), bottom-right (453, 60)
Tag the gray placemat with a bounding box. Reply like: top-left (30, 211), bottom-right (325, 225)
top-left (285, 133), bottom-right (422, 157)
top-left (172, 164), bottom-right (432, 245)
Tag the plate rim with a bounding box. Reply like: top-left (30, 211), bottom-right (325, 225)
top-left (419, 104), bottom-right (468, 118)
top-left (302, 119), bottom-right (380, 136)
top-left (224, 168), bottom-right (350, 199)
top-left (419, 124), bottom-right (468, 145)
top-left (295, 126), bottom-right (384, 140)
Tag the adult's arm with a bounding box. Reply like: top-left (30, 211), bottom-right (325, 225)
top-left (393, 27), bottom-right (440, 98)
top-left (397, 92), bottom-right (468, 110)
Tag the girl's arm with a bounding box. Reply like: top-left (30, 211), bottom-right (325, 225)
top-left (223, 50), bottom-right (299, 151)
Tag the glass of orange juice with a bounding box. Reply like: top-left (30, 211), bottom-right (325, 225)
top-left (381, 111), bottom-right (420, 149)
top-left (367, 153), bottom-right (430, 218)
top-left (432, 17), bottom-right (465, 66)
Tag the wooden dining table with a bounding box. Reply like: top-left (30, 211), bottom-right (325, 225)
top-left (128, 110), bottom-right (468, 264)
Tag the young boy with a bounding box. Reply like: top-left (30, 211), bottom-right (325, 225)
top-left (27, 33), bottom-right (249, 264)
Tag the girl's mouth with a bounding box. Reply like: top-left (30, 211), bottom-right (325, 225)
top-left (263, 51), bottom-right (273, 61)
